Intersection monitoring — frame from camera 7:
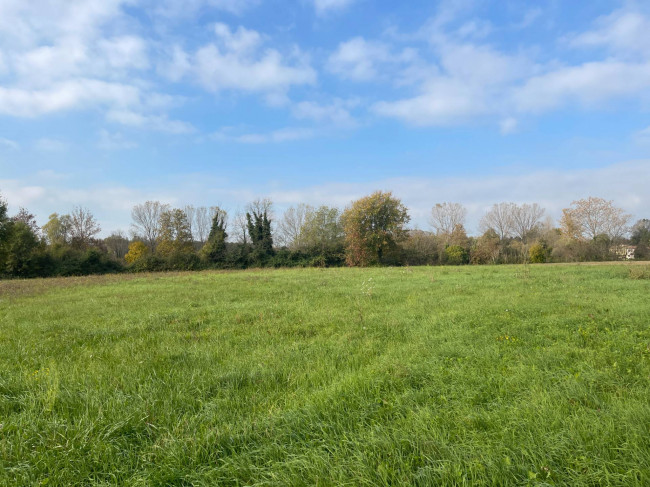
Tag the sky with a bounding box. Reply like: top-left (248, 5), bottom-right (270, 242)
top-left (0, 0), bottom-right (649, 235)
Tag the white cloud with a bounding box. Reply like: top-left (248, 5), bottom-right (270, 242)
top-left (161, 23), bottom-right (316, 98)
top-left (2, 160), bottom-right (647, 235)
top-left (98, 130), bottom-right (137, 150)
top-left (291, 99), bottom-right (358, 126)
top-left (514, 61), bottom-right (650, 113)
top-left (35, 138), bottom-right (68, 152)
top-left (213, 127), bottom-right (315, 143)
top-left (265, 160), bottom-right (650, 232)
top-left (106, 110), bottom-right (195, 134)
top-left (568, 8), bottom-right (650, 59)
top-left (499, 117), bottom-right (518, 135)
top-left (0, 80), bottom-right (140, 117)
top-left (151, 0), bottom-right (258, 18)
top-left (327, 37), bottom-right (418, 81)
top-left (0, 138), bottom-right (19, 150)
top-left (369, 4), bottom-right (650, 127)
top-left (312, 0), bottom-right (356, 15)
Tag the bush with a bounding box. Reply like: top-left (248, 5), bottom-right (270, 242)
top-left (529, 242), bottom-right (551, 263)
top-left (445, 245), bottom-right (469, 265)
top-left (628, 266), bottom-right (650, 280)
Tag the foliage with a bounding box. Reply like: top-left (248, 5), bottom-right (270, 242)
top-left (1, 221), bottom-right (42, 277)
top-left (630, 219), bottom-right (650, 246)
top-left (246, 207), bottom-right (274, 264)
top-left (42, 213), bottom-right (71, 246)
top-left (124, 241), bottom-right (150, 264)
top-left (156, 208), bottom-right (194, 257)
top-left (529, 241), bottom-right (551, 263)
top-left (444, 244), bottom-right (469, 265)
top-left (201, 208), bottom-right (228, 264)
top-left (561, 197), bottom-right (631, 241)
top-left (401, 230), bottom-right (440, 265)
top-left (470, 229), bottom-right (500, 264)
top-left (69, 206), bottom-right (101, 248)
top-left (342, 191), bottom-right (410, 266)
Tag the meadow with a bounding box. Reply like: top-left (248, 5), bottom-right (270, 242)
top-left (1, 264), bottom-right (649, 486)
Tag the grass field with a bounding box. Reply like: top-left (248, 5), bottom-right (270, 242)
top-left (1, 264), bottom-right (649, 486)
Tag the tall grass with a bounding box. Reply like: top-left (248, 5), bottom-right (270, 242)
top-left (1, 264), bottom-right (649, 485)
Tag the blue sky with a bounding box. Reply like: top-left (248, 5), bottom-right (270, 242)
top-left (0, 0), bottom-right (649, 234)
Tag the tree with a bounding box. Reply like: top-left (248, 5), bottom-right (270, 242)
top-left (0, 194), bottom-right (10, 269)
top-left (561, 197), bottom-right (631, 241)
top-left (430, 203), bottom-right (467, 237)
top-left (512, 203), bottom-right (545, 242)
top-left (470, 229), bottom-right (501, 264)
top-left (480, 202), bottom-right (516, 240)
top-left (42, 213), bottom-right (71, 246)
top-left (445, 245), bottom-right (469, 265)
top-left (124, 241), bottom-right (150, 264)
top-left (529, 242), bottom-right (551, 263)
top-left (156, 208), bottom-right (194, 257)
top-left (194, 206), bottom-right (212, 244)
top-left (246, 200), bottom-right (274, 262)
top-left (2, 221), bottom-right (41, 276)
top-left (630, 219), bottom-right (650, 246)
top-left (201, 207), bottom-right (228, 263)
top-left (342, 191), bottom-right (410, 266)
top-left (69, 206), bottom-right (101, 247)
top-left (277, 204), bottom-right (312, 249)
top-left (131, 201), bottom-right (169, 251)
top-left (299, 206), bottom-right (344, 255)
top-left (104, 231), bottom-right (130, 259)
top-left (12, 207), bottom-right (40, 236)
top-left (183, 205), bottom-right (196, 241)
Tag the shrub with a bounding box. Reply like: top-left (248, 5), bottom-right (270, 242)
top-left (445, 245), bottom-right (469, 265)
top-left (529, 242), bottom-right (551, 263)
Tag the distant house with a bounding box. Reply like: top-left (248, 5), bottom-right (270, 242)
top-left (614, 245), bottom-right (636, 260)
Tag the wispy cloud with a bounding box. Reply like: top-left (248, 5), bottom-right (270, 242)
top-left (312, 0), bottom-right (357, 16)
top-left (0, 138), bottom-right (19, 150)
top-left (213, 127), bottom-right (316, 143)
top-left (3, 160), bottom-right (647, 235)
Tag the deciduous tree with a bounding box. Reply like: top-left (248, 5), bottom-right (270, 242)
top-left (480, 202), bottom-right (516, 240)
top-left (512, 203), bottom-right (545, 242)
top-left (430, 203), bottom-right (467, 237)
top-left (561, 197), bottom-right (631, 241)
top-left (69, 206), bottom-right (101, 247)
top-left (131, 201), bottom-right (169, 251)
top-left (342, 191), bottom-right (410, 266)
top-left (156, 208), bottom-right (193, 257)
top-left (277, 204), bottom-right (311, 249)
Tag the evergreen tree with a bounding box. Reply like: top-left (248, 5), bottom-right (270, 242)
top-left (202, 208), bottom-right (228, 264)
top-left (246, 209), bottom-right (274, 263)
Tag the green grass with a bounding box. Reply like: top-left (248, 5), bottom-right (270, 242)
top-left (1, 264), bottom-right (649, 486)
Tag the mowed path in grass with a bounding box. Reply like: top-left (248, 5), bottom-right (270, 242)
top-left (0, 265), bottom-right (649, 486)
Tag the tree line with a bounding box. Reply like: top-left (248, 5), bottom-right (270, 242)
top-left (0, 190), bottom-right (648, 278)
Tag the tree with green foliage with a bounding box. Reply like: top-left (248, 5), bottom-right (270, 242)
top-left (0, 194), bottom-right (10, 270)
top-left (156, 209), bottom-right (194, 257)
top-left (529, 241), bottom-right (551, 263)
top-left (42, 213), bottom-right (72, 246)
top-left (201, 207), bottom-right (228, 264)
top-left (299, 206), bottom-right (344, 255)
top-left (246, 201), bottom-right (274, 263)
top-left (2, 221), bottom-right (44, 276)
top-left (445, 245), bottom-right (469, 265)
top-left (342, 191), bottom-right (410, 266)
